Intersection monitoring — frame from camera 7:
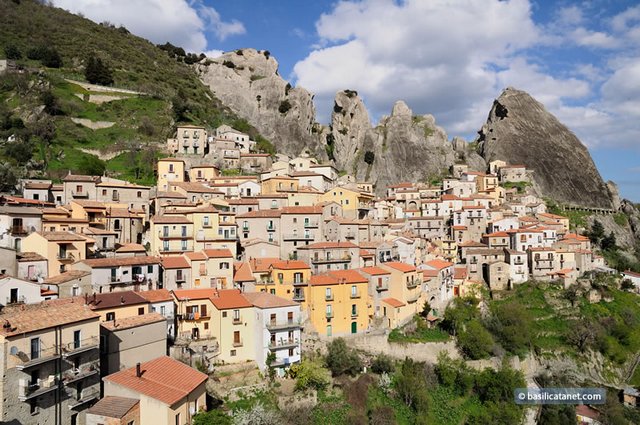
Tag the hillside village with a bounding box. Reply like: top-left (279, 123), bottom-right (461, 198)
top-left (0, 118), bottom-right (636, 424)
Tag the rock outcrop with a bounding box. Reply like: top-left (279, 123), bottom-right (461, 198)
top-left (196, 49), bottom-right (325, 159)
top-left (331, 98), bottom-right (456, 195)
top-left (477, 87), bottom-right (614, 209)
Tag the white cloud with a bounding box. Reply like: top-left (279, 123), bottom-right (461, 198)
top-left (51, 0), bottom-right (243, 52)
top-left (293, 0), bottom-right (639, 152)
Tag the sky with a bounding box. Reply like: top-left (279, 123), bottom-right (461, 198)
top-left (52, 0), bottom-right (640, 201)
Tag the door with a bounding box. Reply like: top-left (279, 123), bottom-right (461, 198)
top-left (192, 328), bottom-right (199, 339)
top-left (351, 321), bottom-right (357, 334)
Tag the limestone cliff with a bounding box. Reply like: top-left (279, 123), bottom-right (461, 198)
top-left (196, 49), bottom-right (325, 159)
top-left (477, 87), bottom-right (614, 209)
top-left (329, 94), bottom-right (456, 195)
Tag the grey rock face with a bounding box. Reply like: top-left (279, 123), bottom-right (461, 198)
top-left (477, 87), bottom-right (614, 209)
top-left (330, 90), bottom-right (371, 171)
top-left (335, 100), bottom-right (456, 195)
top-left (196, 49), bottom-right (325, 159)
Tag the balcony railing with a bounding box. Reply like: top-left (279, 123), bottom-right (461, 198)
top-left (14, 345), bottom-right (60, 370)
top-left (266, 224), bottom-right (276, 231)
top-left (69, 387), bottom-right (100, 409)
top-left (407, 292), bottom-right (421, 303)
top-left (325, 311), bottom-right (334, 319)
top-left (232, 317), bottom-right (242, 325)
top-left (18, 376), bottom-right (59, 400)
top-left (266, 319), bottom-right (301, 331)
top-left (293, 292), bottom-right (305, 301)
top-left (350, 290), bottom-right (361, 299)
top-left (304, 221), bottom-right (319, 228)
top-left (10, 226), bottom-right (27, 235)
top-left (6, 295), bottom-right (26, 305)
top-left (57, 253), bottom-right (75, 262)
top-left (293, 279), bottom-right (308, 286)
top-left (283, 233), bottom-right (314, 240)
top-left (375, 282), bottom-right (389, 291)
top-left (311, 255), bottom-right (351, 264)
top-left (62, 336), bottom-right (99, 358)
top-left (232, 339), bottom-right (243, 347)
top-left (158, 230), bottom-right (192, 239)
top-left (71, 190), bottom-right (89, 198)
top-left (351, 310), bottom-right (358, 317)
top-left (344, 231), bottom-right (356, 239)
top-left (406, 279), bottom-right (419, 289)
top-left (268, 338), bottom-right (299, 350)
top-left (62, 361), bottom-right (99, 385)
top-left (325, 294), bottom-right (334, 301)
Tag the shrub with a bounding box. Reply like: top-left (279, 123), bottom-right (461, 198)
top-left (263, 50), bottom-right (271, 59)
top-left (371, 354), bottom-right (394, 374)
top-left (192, 409), bottom-right (232, 425)
top-left (290, 359), bottom-right (330, 391)
top-left (364, 151), bottom-right (375, 165)
top-left (395, 358), bottom-right (430, 412)
top-left (85, 55), bottom-right (114, 85)
top-left (27, 46), bottom-right (62, 68)
top-left (5, 141), bottom-right (33, 164)
top-left (457, 320), bottom-right (494, 360)
top-left (77, 155), bottom-right (106, 176)
top-left (325, 338), bottom-right (361, 377)
top-left (4, 44), bottom-right (21, 60)
top-left (278, 99), bottom-right (291, 114)
top-left (222, 60), bottom-right (235, 68)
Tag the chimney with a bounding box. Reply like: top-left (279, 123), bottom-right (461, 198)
top-left (136, 362), bottom-right (141, 378)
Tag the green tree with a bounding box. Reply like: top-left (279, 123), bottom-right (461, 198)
top-left (395, 358), bottom-right (430, 412)
top-left (488, 301), bottom-right (532, 354)
top-left (77, 155), bottom-right (106, 176)
top-left (364, 151), bottom-right (375, 165)
top-left (590, 220), bottom-right (605, 244)
top-left (562, 284), bottom-right (579, 307)
top-left (601, 232), bottom-right (617, 251)
top-left (371, 354), bottom-right (394, 374)
top-left (84, 55), bottom-right (114, 85)
top-left (457, 320), bottom-right (494, 359)
top-left (265, 351), bottom-right (276, 382)
top-left (192, 409), bottom-right (232, 425)
top-left (4, 44), bottom-right (21, 60)
top-left (474, 363), bottom-right (525, 404)
top-left (440, 296), bottom-right (479, 336)
top-left (0, 163), bottom-right (18, 192)
top-left (325, 338), bottom-right (361, 377)
top-left (419, 300), bottom-right (431, 319)
top-left (290, 359), bottom-right (330, 391)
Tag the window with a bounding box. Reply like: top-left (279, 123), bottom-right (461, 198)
top-left (203, 216), bottom-right (210, 226)
top-left (175, 413), bottom-right (180, 425)
top-left (181, 240), bottom-right (188, 251)
top-left (106, 312), bottom-right (115, 321)
top-left (102, 189), bottom-right (107, 196)
top-left (325, 288), bottom-right (332, 300)
top-left (230, 350), bottom-right (236, 356)
top-left (222, 311), bottom-right (227, 318)
top-left (163, 241), bottom-right (169, 251)
top-left (169, 164), bottom-right (174, 173)
top-left (351, 285), bottom-right (357, 297)
top-left (76, 185), bottom-right (83, 193)
top-left (233, 331), bottom-right (240, 344)
top-left (138, 307), bottom-right (144, 315)
top-left (233, 309), bottom-right (240, 321)
top-left (72, 286), bottom-right (79, 297)
top-left (326, 304), bottom-right (332, 317)
top-left (220, 262), bottom-right (230, 270)
top-left (137, 191), bottom-right (142, 198)
top-left (73, 330), bottom-right (81, 349)
top-left (30, 337), bottom-right (40, 359)
top-left (114, 219), bottom-right (121, 231)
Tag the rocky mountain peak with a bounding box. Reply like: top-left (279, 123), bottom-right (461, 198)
top-left (391, 100), bottom-right (412, 118)
top-left (477, 88), bottom-right (614, 209)
top-left (330, 90), bottom-right (371, 171)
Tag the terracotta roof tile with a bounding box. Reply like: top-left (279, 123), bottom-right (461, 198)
top-left (101, 312), bottom-right (166, 331)
top-left (86, 396), bottom-right (139, 419)
top-left (424, 259), bottom-right (454, 270)
top-left (242, 292), bottom-right (299, 308)
top-left (137, 289), bottom-right (173, 303)
top-left (103, 356), bottom-right (207, 406)
top-left (233, 261), bottom-right (256, 282)
top-left (0, 298), bottom-right (99, 336)
top-left (359, 266), bottom-right (391, 276)
top-left (89, 291), bottom-right (148, 309)
top-left (203, 249), bottom-right (233, 259)
top-left (80, 256), bottom-right (160, 268)
top-left (382, 262), bottom-right (416, 273)
top-left (382, 297), bottom-right (405, 308)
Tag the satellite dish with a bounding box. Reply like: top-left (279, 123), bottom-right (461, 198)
top-left (9, 346), bottom-right (18, 355)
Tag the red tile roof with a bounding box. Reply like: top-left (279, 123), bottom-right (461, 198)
top-left (81, 256), bottom-right (160, 268)
top-left (89, 291), bottom-right (148, 309)
top-left (0, 298), bottom-right (99, 336)
top-left (161, 256), bottom-right (190, 269)
top-left (203, 249), bottom-right (233, 259)
top-left (103, 356), bottom-right (207, 406)
top-left (359, 266), bottom-right (391, 276)
top-left (299, 241), bottom-right (358, 249)
top-left (424, 259), bottom-right (454, 270)
top-left (137, 289), bottom-right (173, 303)
top-left (382, 297), bottom-right (405, 308)
top-left (328, 269), bottom-right (368, 284)
top-left (242, 292), bottom-right (299, 308)
top-left (185, 251), bottom-right (207, 261)
top-left (382, 262), bottom-right (416, 273)
top-left (233, 261), bottom-right (256, 282)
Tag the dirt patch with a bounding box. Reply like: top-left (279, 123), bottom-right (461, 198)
top-left (71, 117), bottom-right (115, 130)
top-left (344, 374), bottom-right (375, 413)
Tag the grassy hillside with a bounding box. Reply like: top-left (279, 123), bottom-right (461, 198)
top-left (0, 0), bottom-right (265, 186)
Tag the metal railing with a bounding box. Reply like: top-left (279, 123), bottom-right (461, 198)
top-left (14, 345), bottom-right (60, 369)
top-left (266, 319), bottom-right (301, 331)
top-left (6, 295), bottom-right (26, 305)
top-left (268, 338), bottom-right (299, 349)
top-left (10, 226), bottom-right (27, 235)
top-left (62, 336), bottom-right (99, 356)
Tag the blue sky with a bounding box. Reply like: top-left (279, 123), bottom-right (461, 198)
top-left (53, 0), bottom-right (640, 201)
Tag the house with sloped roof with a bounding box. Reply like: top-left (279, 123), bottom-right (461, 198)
top-left (103, 356), bottom-right (208, 425)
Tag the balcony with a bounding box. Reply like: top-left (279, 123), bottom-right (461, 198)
top-left (283, 233), bottom-right (314, 240)
top-left (6, 295), bottom-right (26, 305)
top-left (267, 319), bottom-right (301, 331)
top-left (18, 376), bottom-right (59, 401)
top-left (350, 290), bottom-right (361, 299)
top-left (62, 336), bottom-right (99, 358)
top-left (180, 312), bottom-right (208, 321)
top-left (57, 253), bottom-right (75, 263)
top-left (10, 226), bottom-right (27, 236)
top-left (406, 279), bottom-right (419, 289)
top-left (232, 339), bottom-right (243, 347)
top-left (71, 190), bottom-right (89, 198)
top-left (513, 260), bottom-right (525, 265)
top-left (293, 291), bottom-right (305, 302)
top-left (266, 224), bottom-right (276, 232)
top-left (304, 221), bottom-right (319, 228)
top-left (260, 278), bottom-right (275, 285)
top-left (351, 310), bottom-right (358, 317)
top-left (183, 140), bottom-right (190, 147)
top-left (375, 282), bottom-right (389, 291)
top-left (15, 346), bottom-right (60, 370)
top-left (406, 292), bottom-right (421, 303)
top-left (268, 338), bottom-right (299, 350)
top-left (344, 231), bottom-right (356, 239)
top-left (232, 317), bottom-right (242, 325)
top-left (63, 362), bottom-right (99, 385)
top-left (68, 388), bottom-right (100, 410)
top-left (242, 225), bottom-right (249, 231)
top-left (293, 279), bottom-right (308, 286)
top-left (158, 230), bottom-right (192, 239)
top-left (311, 255), bottom-right (351, 264)
top-left (325, 294), bottom-right (334, 301)
top-left (325, 311), bottom-right (334, 319)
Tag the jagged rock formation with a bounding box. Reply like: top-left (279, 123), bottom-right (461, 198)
top-left (477, 87), bottom-right (614, 209)
top-left (333, 99), bottom-right (455, 194)
top-left (196, 49), bottom-right (325, 159)
top-left (330, 90), bottom-right (371, 171)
